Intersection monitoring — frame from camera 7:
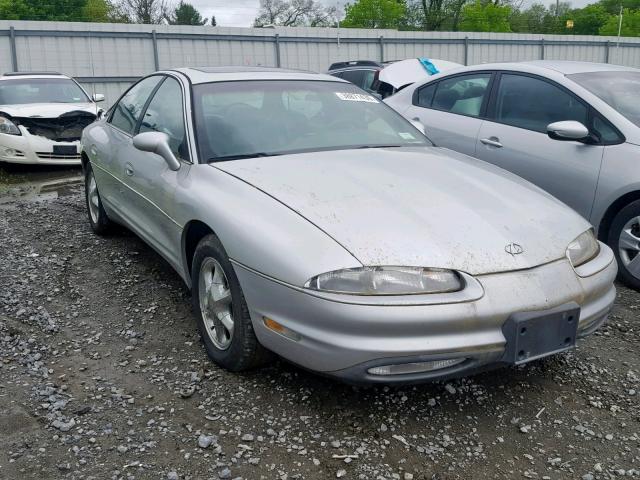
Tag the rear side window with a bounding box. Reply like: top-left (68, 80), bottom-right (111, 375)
top-left (110, 76), bottom-right (162, 135)
top-left (415, 82), bottom-right (437, 107)
top-left (432, 74), bottom-right (491, 117)
top-left (494, 74), bottom-right (588, 134)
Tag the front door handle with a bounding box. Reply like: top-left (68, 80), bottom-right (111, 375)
top-left (480, 137), bottom-right (503, 148)
top-left (125, 163), bottom-right (134, 176)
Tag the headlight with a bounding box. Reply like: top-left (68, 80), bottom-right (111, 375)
top-left (566, 229), bottom-right (599, 267)
top-left (305, 266), bottom-right (463, 295)
top-left (0, 116), bottom-right (20, 135)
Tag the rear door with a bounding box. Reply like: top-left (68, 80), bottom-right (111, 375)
top-left (475, 72), bottom-right (604, 219)
top-left (402, 72), bottom-right (493, 156)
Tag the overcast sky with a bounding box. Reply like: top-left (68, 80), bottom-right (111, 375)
top-left (196, 0), bottom-right (591, 28)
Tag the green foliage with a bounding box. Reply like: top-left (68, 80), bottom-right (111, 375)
top-left (598, 0), bottom-right (640, 16)
top-left (167, 1), bottom-right (207, 25)
top-left (342, 0), bottom-right (407, 29)
top-left (82, 0), bottom-right (111, 22)
top-left (600, 8), bottom-right (640, 35)
top-left (0, 0), bottom-right (32, 19)
top-left (459, 0), bottom-right (512, 32)
top-left (561, 4), bottom-right (610, 34)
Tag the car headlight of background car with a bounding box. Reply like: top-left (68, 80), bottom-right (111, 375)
top-left (0, 116), bottom-right (21, 135)
top-left (305, 266), bottom-right (463, 295)
top-left (566, 229), bottom-right (600, 267)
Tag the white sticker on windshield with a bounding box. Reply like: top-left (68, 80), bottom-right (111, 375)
top-left (335, 92), bottom-right (378, 103)
top-left (399, 132), bottom-right (416, 140)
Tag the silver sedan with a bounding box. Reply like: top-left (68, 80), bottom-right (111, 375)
top-left (385, 61), bottom-right (640, 290)
top-left (81, 67), bottom-right (616, 383)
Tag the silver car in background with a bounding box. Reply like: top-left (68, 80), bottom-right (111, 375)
top-left (81, 67), bottom-right (616, 384)
top-left (385, 61), bottom-right (640, 290)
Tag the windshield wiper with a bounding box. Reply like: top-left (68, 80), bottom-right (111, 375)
top-left (355, 144), bottom-right (405, 149)
top-left (208, 152), bottom-right (282, 162)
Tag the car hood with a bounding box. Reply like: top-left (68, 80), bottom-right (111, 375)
top-left (0, 103), bottom-right (96, 118)
top-left (214, 147), bottom-right (590, 275)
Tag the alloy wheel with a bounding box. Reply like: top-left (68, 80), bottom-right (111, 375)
top-left (87, 170), bottom-right (100, 224)
top-left (198, 257), bottom-right (234, 350)
top-left (618, 216), bottom-right (640, 280)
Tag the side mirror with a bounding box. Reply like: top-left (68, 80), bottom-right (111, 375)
top-left (410, 117), bottom-right (426, 135)
top-left (133, 132), bottom-right (181, 171)
top-left (547, 121), bottom-right (589, 142)
top-left (92, 93), bottom-right (105, 103)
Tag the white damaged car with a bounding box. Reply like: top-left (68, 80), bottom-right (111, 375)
top-left (0, 72), bottom-right (104, 165)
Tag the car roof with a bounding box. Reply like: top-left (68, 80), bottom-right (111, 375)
top-left (0, 71), bottom-right (69, 80)
top-left (172, 66), bottom-right (346, 85)
top-left (451, 60), bottom-right (638, 76)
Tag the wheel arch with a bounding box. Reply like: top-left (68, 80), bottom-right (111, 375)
top-left (182, 220), bottom-right (216, 288)
top-left (80, 151), bottom-right (90, 172)
top-left (598, 190), bottom-right (640, 242)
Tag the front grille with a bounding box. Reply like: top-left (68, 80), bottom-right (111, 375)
top-left (36, 152), bottom-right (81, 161)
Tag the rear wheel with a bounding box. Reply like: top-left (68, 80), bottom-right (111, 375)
top-left (191, 234), bottom-right (271, 371)
top-left (84, 163), bottom-right (113, 235)
top-left (608, 199), bottom-right (640, 290)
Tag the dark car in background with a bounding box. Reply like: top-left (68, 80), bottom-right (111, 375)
top-left (327, 60), bottom-right (391, 96)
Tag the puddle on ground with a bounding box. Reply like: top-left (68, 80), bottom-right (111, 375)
top-left (0, 164), bottom-right (83, 209)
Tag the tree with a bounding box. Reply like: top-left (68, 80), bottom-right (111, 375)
top-left (82, 0), bottom-right (112, 21)
top-left (563, 4), bottom-right (610, 35)
top-left (167, 1), bottom-right (207, 25)
top-left (600, 8), bottom-right (640, 35)
top-left (459, 0), bottom-right (512, 31)
top-left (341, 0), bottom-right (407, 28)
top-left (598, 0), bottom-right (640, 16)
top-left (24, 0), bottom-right (87, 21)
top-left (211, 15), bottom-right (216, 26)
top-left (0, 0), bottom-right (32, 19)
top-left (117, 0), bottom-right (169, 23)
top-left (254, 0), bottom-right (337, 27)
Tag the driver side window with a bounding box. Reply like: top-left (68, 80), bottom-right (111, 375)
top-left (110, 76), bottom-right (162, 135)
top-left (139, 77), bottom-right (189, 160)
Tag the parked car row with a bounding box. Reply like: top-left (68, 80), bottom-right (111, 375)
top-left (384, 60), bottom-right (640, 290)
top-left (75, 65), bottom-right (617, 384)
top-left (0, 71), bottom-right (103, 164)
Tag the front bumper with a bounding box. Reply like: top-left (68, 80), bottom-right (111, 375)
top-left (0, 129), bottom-right (81, 165)
top-left (234, 243), bottom-right (617, 384)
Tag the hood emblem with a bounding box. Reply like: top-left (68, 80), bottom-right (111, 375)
top-left (505, 242), bottom-right (524, 256)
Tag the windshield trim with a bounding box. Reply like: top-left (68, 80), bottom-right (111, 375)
top-left (193, 79), bottom-right (433, 164)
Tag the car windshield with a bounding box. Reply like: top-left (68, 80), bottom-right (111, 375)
top-left (0, 78), bottom-right (90, 105)
top-left (569, 71), bottom-right (640, 127)
top-left (193, 80), bottom-right (430, 161)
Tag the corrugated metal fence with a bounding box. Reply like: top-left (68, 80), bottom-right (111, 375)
top-left (2, 20), bottom-right (640, 105)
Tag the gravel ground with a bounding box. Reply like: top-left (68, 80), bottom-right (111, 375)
top-left (0, 166), bottom-right (639, 480)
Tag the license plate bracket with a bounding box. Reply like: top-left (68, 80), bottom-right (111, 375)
top-left (502, 302), bottom-right (580, 365)
top-left (53, 145), bottom-right (78, 155)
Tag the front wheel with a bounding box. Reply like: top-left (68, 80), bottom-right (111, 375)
top-left (191, 234), bottom-right (271, 371)
top-left (608, 199), bottom-right (640, 290)
top-left (84, 163), bottom-right (113, 235)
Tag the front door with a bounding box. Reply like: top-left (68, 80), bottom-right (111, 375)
top-left (118, 76), bottom-right (190, 270)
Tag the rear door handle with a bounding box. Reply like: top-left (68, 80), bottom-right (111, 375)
top-left (480, 137), bottom-right (503, 148)
top-left (125, 163), bottom-right (134, 176)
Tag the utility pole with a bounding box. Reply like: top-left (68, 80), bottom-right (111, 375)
top-left (617, 5), bottom-right (623, 48)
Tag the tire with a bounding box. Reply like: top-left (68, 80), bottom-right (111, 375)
top-left (84, 163), bottom-right (114, 235)
top-left (608, 199), bottom-right (640, 290)
top-left (191, 234), bottom-right (271, 371)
